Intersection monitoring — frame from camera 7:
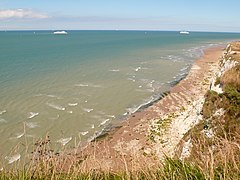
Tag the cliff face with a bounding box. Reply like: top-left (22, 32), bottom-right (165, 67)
top-left (177, 42), bottom-right (240, 173)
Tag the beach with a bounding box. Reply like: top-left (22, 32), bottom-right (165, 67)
top-left (76, 46), bottom-right (224, 171)
top-left (1, 31), bottom-right (236, 157)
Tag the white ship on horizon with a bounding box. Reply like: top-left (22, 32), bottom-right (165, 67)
top-left (53, 31), bottom-right (68, 35)
top-left (179, 31), bottom-right (190, 35)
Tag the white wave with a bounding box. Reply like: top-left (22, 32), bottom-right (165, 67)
top-left (68, 103), bottom-right (78, 106)
top-left (35, 94), bottom-right (61, 99)
top-left (126, 97), bottom-right (154, 115)
top-left (123, 112), bottom-right (128, 116)
top-left (87, 129), bottom-right (104, 142)
top-left (135, 67), bottom-right (141, 72)
top-left (27, 112), bottom-right (39, 119)
top-left (5, 154), bottom-right (21, 164)
top-left (107, 115), bottom-right (115, 118)
top-left (0, 118), bottom-right (7, 123)
top-left (26, 122), bottom-right (39, 129)
top-left (180, 66), bottom-right (189, 72)
top-left (57, 137), bottom-right (72, 146)
top-left (0, 110), bottom-right (6, 115)
top-left (75, 84), bottom-right (89, 87)
top-left (79, 131), bottom-right (89, 136)
top-left (109, 69), bottom-right (120, 72)
top-left (150, 80), bottom-right (155, 84)
top-left (46, 102), bottom-right (65, 111)
top-left (47, 94), bottom-right (58, 98)
top-left (83, 108), bottom-right (93, 113)
top-left (99, 119), bottom-right (110, 127)
top-left (16, 132), bottom-right (24, 139)
top-left (168, 55), bottom-right (173, 60)
top-left (75, 83), bottom-right (102, 88)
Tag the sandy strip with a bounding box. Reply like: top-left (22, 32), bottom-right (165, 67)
top-left (74, 46), bottom-right (224, 171)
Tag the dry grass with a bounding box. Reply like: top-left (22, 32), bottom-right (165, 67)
top-left (221, 64), bottom-right (240, 91)
top-left (188, 133), bottom-right (240, 179)
top-left (228, 41), bottom-right (240, 51)
top-left (0, 130), bottom-right (240, 179)
top-left (224, 41), bottom-right (240, 63)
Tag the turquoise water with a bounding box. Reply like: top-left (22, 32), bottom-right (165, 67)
top-left (0, 30), bottom-right (239, 159)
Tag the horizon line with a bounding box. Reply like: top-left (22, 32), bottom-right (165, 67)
top-left (0, 29), bottom-right (240, 33)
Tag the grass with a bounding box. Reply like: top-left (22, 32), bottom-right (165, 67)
top-left (221, 64), bottom-right (240, 91)
top-left (0, 139), bottom-right (239, 179)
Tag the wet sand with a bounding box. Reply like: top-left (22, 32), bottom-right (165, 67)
top-left (73, 46), bottom-right (224, 171)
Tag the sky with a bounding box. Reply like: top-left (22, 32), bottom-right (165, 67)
top-left (0, 0), bottom-right (240, 32)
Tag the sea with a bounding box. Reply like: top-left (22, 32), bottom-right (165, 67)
top-left (0, 30), bottom-right (239, 161)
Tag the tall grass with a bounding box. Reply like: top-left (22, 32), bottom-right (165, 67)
top-left (0, 132), bottom-right (240, 179)
top-left (221, 64), bottom-right (240, 91)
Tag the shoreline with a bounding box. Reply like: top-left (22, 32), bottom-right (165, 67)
top-left (72, 44), bottom-right (225, 171)
top-left (88, 45), bottom-right (224, 142)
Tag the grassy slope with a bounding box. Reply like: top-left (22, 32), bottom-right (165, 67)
top-left (176, 42), bottom-right (240, 179)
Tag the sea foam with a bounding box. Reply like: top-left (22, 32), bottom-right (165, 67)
top-left (75, 84), bottom-right (89, 87)
top-left (27, 112), bottom-right (39, 119)
top-left (0, 110), bottom-right (6, 115)
top-left (135, 67), bottom-right (141, 72)
top-left (75, 83), bottom-right (102, 88)
top-left (83, 108), bottom-right (93, 113)
top-left (9, 132), bottom-right (24, 140)
top-left (99, 119), bottom-right (110, 127)
top-left (79, 131), bottom-right (89, 136)
top-left (5, 154), bottom-right (21, 164)
top-left (109, 69), bottom-right (120, 72)
top-left (68, 103), bottom-right (78, 106)
top-left (46, 102), bottom-right (65, 111)
top-left (57, 137), bottom-right (72, 146)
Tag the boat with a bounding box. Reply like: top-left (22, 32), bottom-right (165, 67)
top-left (53, 31), bottom-right (68, 35)
top-left (179, 31), bottom-right (190, 35)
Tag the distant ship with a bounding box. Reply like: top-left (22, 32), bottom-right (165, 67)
top-left (179, 31), bottom-right (190, 35)
top-left (53, 31), bottom-right (68, 35)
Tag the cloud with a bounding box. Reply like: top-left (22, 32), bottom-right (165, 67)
top-left (0, 9), bottom-right (48, 19)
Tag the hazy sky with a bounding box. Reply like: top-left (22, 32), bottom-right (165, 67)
top-left (1, 0), bottom-right (240, 32)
